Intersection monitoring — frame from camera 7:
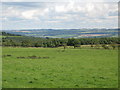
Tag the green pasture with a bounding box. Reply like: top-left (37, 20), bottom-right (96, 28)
top-left (0, 35), bottom-right (22, 38)
top-left (2, 47), bottom-right (118, 88)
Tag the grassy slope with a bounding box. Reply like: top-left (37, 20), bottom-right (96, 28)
top-left (0, 35), bottom-right (23, 39)
top-left (2, 47), bottom-right (118, 88)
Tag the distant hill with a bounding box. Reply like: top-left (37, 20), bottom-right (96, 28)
top-left (1, 32), bottom-right (21, 36)
top-left (2, 29), bottom-right (118, 38)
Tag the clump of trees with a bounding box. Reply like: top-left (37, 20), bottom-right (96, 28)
top-left (1, 32), bottom-right (21, 36)
top-left (67, 38), bottom-right (81, 48)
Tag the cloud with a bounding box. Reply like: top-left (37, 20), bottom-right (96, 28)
top-left (21, 10), bottom-right (38, 19)
top-left (2, 4), bottom-right (50, 21)
top-left (1, 0), bottom-right (119, 2)
top-left (54, 16), bottom-right (69, 20)
top-left (1, 2), bottom-right (118, 30)
top-left (3, 2), bottom-right (118, 19)
top-left (22, 8), bottom-right (50, 20)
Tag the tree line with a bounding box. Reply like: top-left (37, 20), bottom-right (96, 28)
top-left (1, 36), bottom-right (119, 49)
top-left (0, 32), bottom-right (21, 36)
top-left (2, 37), bottom-right (119, 49)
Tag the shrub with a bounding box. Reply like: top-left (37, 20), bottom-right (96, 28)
top-left (102, 44), bottom-right (109, 49)
top-left (110, 44), bottom-right (116, 49)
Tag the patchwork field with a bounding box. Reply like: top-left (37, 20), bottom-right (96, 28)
top-left (2, 47), bottom-right (118, 88)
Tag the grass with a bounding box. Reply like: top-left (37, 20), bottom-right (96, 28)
top-left (2, 47), bottom-right (118, 88)
top-left (0, 36), bottom-right (6, 38)
top-left (0, 35), bottom-right (23, 38)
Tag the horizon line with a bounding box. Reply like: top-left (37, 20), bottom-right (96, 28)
top-left (0, 28), bottom-right (119, 31)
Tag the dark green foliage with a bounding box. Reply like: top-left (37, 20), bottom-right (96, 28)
top-left (1, 32), bottom-right (21, 36)
top-left (67, 38), bottom-right (80, 48)
top-left (1, 32), bottom-right (120, 48)
top-left (102, 44), bottom-right (109, 49)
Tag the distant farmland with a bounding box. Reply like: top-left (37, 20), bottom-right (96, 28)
top-left (4, 28), bottom-right (118, 38)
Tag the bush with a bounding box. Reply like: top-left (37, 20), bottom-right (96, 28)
top-left (102, 44), bottom-right (109, 49)
top-left (95, 44), bottom-right (100, 49)
top-left (110, 44), bottom-right (116, 49)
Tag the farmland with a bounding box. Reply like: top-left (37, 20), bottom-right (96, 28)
top-left (2, 47), bottom-right (118, 88)
top-left (4, 29), bottom-right (118, 38)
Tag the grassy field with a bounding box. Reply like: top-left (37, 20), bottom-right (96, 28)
top-left (0, 35), bottom-right (23, 38)
top-left (2, 47), bottom-right (118, 88)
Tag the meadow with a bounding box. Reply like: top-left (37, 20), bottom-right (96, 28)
top-left (2, 47), bottom-right (118, 88)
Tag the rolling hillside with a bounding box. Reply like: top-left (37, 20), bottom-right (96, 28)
top-left (3, 28), bottom-right (118, 38)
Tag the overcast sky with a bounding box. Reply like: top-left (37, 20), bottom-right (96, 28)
top-left (1, 0), bottom-right (119, 30)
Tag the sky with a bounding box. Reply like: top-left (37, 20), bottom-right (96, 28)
top-left (1, 0), bottom-right (119, 30)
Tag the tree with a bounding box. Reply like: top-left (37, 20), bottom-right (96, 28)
top-left (63, 43), bottom-right (67, 50)
top-left (67, 38), bottom-right (80, 48)
top-left (21, 40), bottom-right (31, 47)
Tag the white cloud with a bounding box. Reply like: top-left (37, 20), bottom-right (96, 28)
top-left (2, 5), bottom-right (50, 20)
top-left (46, 20), bottom-right (60, 23)
top-left (54, 16), bottom-right (69, 20)
top-left (1, 2), bottom-right (118, 29)
top-left (1, 0), bottom-right (119, 2)
top-left (3, 7), bottom-right (20, 17)
top-left (53, 2), bottom-right (118, 19)
top-left (55, 5), bottom-right (67, 12)
top-left (21, 10), bottom-right (39, 20)
top-left (3, 2), bottom-right (118, 19)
